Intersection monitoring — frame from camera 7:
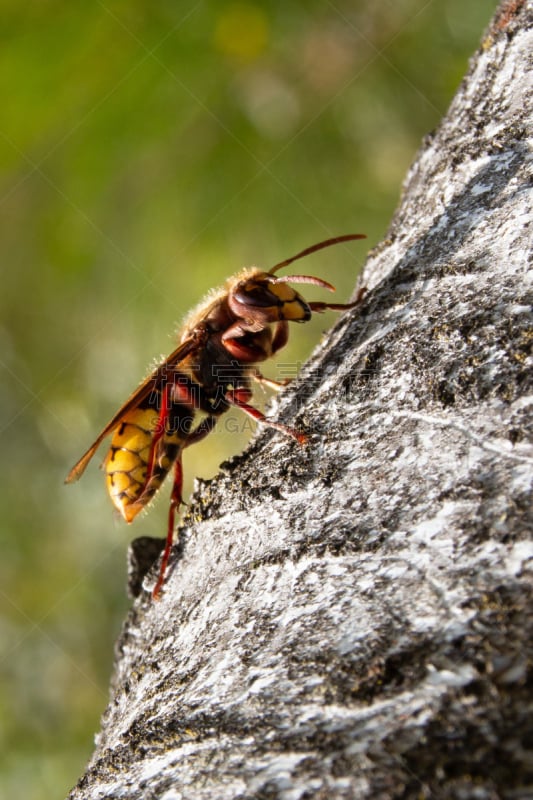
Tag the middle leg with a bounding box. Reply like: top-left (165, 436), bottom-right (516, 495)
top-left (226, 388), bottom-right (307, 444)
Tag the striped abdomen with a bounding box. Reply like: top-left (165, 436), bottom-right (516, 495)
top-left (104, 402), bottom-right (193, 523)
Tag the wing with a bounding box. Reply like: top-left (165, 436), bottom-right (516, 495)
top-left (65, 332), bottom-right (205, 484)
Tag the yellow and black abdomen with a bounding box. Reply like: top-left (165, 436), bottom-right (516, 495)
top-left (104, 400), bottom-right (193, 523)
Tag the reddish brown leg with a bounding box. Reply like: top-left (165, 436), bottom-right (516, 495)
top-left (142, 382), bottom-right (173, 497)
top-left (152, 456), bottom-right (184, 600)
top-left (152, 417), bottom-right (217, 600)
top-left (252, 370), bottom-right (290, 392)
top-left (151, 418), bottom-right (217, 599)
top-left (226, 389), bottom-right (307, 444)
top-left (308, 286), bottom-right (367, 313)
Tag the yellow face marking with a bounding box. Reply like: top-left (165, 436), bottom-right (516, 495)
top-left (266, 283), bottom-right (310, 321)
top-left (268, 282), bottom-right (295, 302)
top-left (279, 300), bottom-right (308, 320)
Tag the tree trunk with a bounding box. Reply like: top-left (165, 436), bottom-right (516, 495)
top-left (69, 3), bottom-right (533, 798)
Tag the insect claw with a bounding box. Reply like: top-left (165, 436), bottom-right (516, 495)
top-left (152, 578), bottom-right (164, 601)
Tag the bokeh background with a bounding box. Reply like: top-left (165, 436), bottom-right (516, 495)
top-left (0, 1), bottom-right (493, 796)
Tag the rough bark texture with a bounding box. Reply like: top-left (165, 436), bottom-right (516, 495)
top-left (69, 3), bottom-right (533, 798)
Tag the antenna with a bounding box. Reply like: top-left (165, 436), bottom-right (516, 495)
top-left (269, 234), bottom-right (366, 275)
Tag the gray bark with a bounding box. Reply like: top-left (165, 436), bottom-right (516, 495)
top-left (69, 2), bottom-right (533, 798)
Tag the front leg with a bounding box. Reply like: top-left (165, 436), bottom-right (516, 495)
top-left (308, 286), bottom-right (367, 313)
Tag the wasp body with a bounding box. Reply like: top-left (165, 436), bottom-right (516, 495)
top-left (66, 235), bottom-right (366, 597)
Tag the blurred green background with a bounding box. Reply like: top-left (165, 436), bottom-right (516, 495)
top-left (0, 1), bottom-right (493, 796)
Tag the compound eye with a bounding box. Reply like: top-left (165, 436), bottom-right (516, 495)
top-left (232, 279), bottom-right (281, 309)
top-left (229, 275), bottom-right (311, 322)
